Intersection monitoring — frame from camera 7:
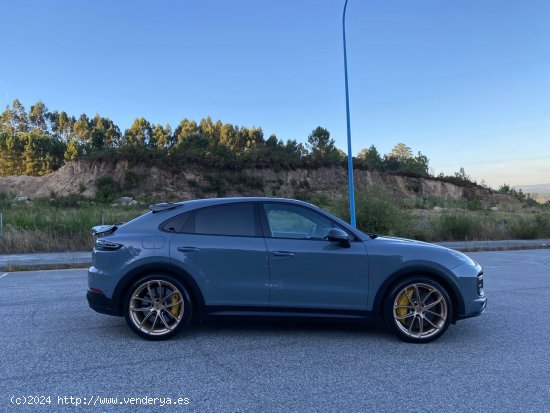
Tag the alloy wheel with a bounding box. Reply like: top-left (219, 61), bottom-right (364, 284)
top-left (393, 282), bottom-right (448, 340)
top-left (128, 280), bottom-right (185, 336)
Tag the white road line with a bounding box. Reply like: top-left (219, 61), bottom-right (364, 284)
top-left (0, 272), bottom-right (9, 279)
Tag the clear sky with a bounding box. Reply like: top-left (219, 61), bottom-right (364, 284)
top-left (1, 0), bottom-right (548, 187)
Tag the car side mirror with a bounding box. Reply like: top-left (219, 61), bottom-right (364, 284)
top-left (327, 228), bottom-right (351, 248)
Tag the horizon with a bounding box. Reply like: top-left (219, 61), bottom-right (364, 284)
top-left (1, 0), bottom-right (548, 187)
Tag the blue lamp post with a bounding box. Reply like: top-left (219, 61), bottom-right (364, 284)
top-left (342, 0), bottom-right (356, 227)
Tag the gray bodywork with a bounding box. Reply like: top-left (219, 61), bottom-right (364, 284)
top-left (88, 197), bottom-right (486, 320)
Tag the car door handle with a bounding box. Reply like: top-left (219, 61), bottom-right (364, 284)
top-left (273, 251), bottom-right (294, 257)
top-left (177, 246), bottom-right (200, 253)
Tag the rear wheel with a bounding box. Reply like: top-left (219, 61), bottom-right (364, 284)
top-left (384, 277), bottom-right (452, 343)
top-left (124, 275), bottom-right (192, 340)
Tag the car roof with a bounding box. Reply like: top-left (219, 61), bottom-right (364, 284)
top-left (126, 197), bottom-right (366, 241)
top-left (176, 197), bottom-right (316, 208)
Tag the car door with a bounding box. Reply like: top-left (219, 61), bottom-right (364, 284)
top-left (168, 202), bottom-right (269, 313)
top-left (262, 203), bottom-right (369, 313)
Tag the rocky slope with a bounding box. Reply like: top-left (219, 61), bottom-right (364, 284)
top-left (0, 158), bottom-right (509, 206)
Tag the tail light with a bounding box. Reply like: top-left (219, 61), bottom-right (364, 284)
top-left (95, 239), bottom-right (123, 251)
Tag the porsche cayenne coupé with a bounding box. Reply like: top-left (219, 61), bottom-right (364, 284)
top-left (87, 197), bottom-right (486, 343)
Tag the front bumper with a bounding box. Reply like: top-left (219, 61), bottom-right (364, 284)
top-left (458, 295), bottom-right (487, 320)
top-left (86, 290), bottom-right (121, 316)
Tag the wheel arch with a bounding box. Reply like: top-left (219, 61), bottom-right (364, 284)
top-left (372, 265), bottom-right (465, 323)
top-left (112, 262), bottom-right (205, 316)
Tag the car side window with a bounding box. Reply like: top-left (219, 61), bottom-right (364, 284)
top-left (161, 213), bottom-right (192, 233)
top-left (263, 204), bottom-right (337, 240)
top-left (193, 203), bottom-right (258, 237)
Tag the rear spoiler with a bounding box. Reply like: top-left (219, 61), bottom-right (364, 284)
top-left (92, 224), bottom-right (118, 237)
top-left (149, 202), bottom-right (180, 213)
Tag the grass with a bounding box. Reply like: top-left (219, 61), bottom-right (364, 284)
top-left (0, 188), bottom-right (549, 253)
top-left (314, 187), bottom-right (550, 242)
top-left (0, 195), bottom-right (145, 253)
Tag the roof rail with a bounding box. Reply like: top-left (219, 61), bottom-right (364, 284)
top-left (148, 202), bottom-right (180, 213)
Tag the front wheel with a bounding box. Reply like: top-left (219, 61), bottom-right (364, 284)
top-left (124, 275), bottom-right (192, 340)
top-left (384, 277), bottom-right (453, 343)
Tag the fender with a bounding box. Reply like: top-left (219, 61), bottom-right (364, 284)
top-left (371, 263), bottom-right (465, 321)
top-left (111, 262), bottom-right (206, 315)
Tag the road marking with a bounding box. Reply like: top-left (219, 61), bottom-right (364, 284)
top-left (0, 272), bottom-right (9, 280)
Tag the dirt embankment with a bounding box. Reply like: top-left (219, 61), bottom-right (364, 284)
top-left (0, 158), bottom-right (509, 205)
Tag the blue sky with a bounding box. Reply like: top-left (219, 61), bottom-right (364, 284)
top-left (0, 0), bottom-right (548, 186)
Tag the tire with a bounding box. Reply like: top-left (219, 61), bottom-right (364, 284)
top-left (384, 277), bottom-right (453, 343)
top-left (123, 274), bottom-right (193, 341)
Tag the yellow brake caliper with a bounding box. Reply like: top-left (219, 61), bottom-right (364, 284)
top-left (171, 293), bottom-right (181, 317)
top-left (396, 288), bottom-right (414, 324)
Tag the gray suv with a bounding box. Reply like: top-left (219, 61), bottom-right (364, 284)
top-left (87, 197), bottom-right (486, 342)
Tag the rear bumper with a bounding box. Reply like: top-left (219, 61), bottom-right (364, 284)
top-left (86, 290), bottom-right (121, 316)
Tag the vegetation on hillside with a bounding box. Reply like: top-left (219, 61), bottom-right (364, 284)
top-left (0, 188), bottom-right (549, 253)
top-left (1, 99), bottom-right (548, 253)
top-left (2, 99), bottom-right (436, 178)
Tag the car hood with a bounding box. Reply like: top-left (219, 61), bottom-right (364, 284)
top-left (365, 235), bottom-right (476, 270)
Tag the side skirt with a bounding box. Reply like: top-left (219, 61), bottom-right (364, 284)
top-left (203, 305), bottom-right (376, 321)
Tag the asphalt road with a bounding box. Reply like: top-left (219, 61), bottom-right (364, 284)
top-left (1, 250), bottom-right (549, 412)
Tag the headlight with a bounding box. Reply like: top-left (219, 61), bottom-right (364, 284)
top-left (477, 272), bottom-right (484, 296)
top-left (95, 239), bottom-right (123, 251)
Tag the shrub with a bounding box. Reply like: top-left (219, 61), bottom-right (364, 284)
top-left (124, 170), bottom-right (142, 190)
top-left (0, 192), bottom-right (12, 209)
top-left (509, 217), bottom-right (540, 239)
top-left (434, 214), bottom-right (477, 240)
top-left (203, 174), bottom-right (225, 197)
top-left (96, 176), bottom-right (121, 203)
top-left (78, 182), bottom-right (87, 193)
top-left (336, 186), bottom-right (413, 237)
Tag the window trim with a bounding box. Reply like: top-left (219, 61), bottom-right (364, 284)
top-left (259, 202), bottom-right (359, 242)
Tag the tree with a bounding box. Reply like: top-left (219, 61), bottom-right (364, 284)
top-left (412, 151), bottom-right (429, 175)
top-left (280, 139), bottom-right (306, 167)
top-left (64, 139), bottom-right (80, 162)
top-left (389, 143), bottom-right (413, 161)
top-left (123, 118), bottom-right (152, 146)
top-left (103, 118), bottom-right (121, 148)
top-left (499, 183), bottom-right (511, 194)
top-left (58, 111), bottom-right (74, 141)
top-left (383, 143), bottom-right (429, 176)
top-left (73, 114), bottom-right (91, 145)
top-left (219, 123), bottom-right (239, 150)
top-left (21, 130), bottom-right (64, 176)
top-left (0, 131), bottom-right (25, 175)
top-left (199, 116), bottom-right (218, 142)
top-left (12, 99), bottom-right (29, 134)
top-left (265, 134), bottom-right (279, 148)
top-left (245, 127), bottom-right (264, 149)
top-left (0, 100), bottom-right (29, 135)
top-left (29, 100), bottom-right (49, 132)
top-left (174, 118), bottom-right (198, 144)
top-left (454, 167), bottom-right (471, 183)
top-left (89, 114), bottom-right (120, 151)
top-left (307, 126), bottom-right (339, 165)
top-left (357, 145), bottom-right (383, 170)
top-left (5, 134), bottom-right (26, 174)
top-left (0, 106), bottom-right (15, 135)
top-left (151, 124), bottom-right (172, 149)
